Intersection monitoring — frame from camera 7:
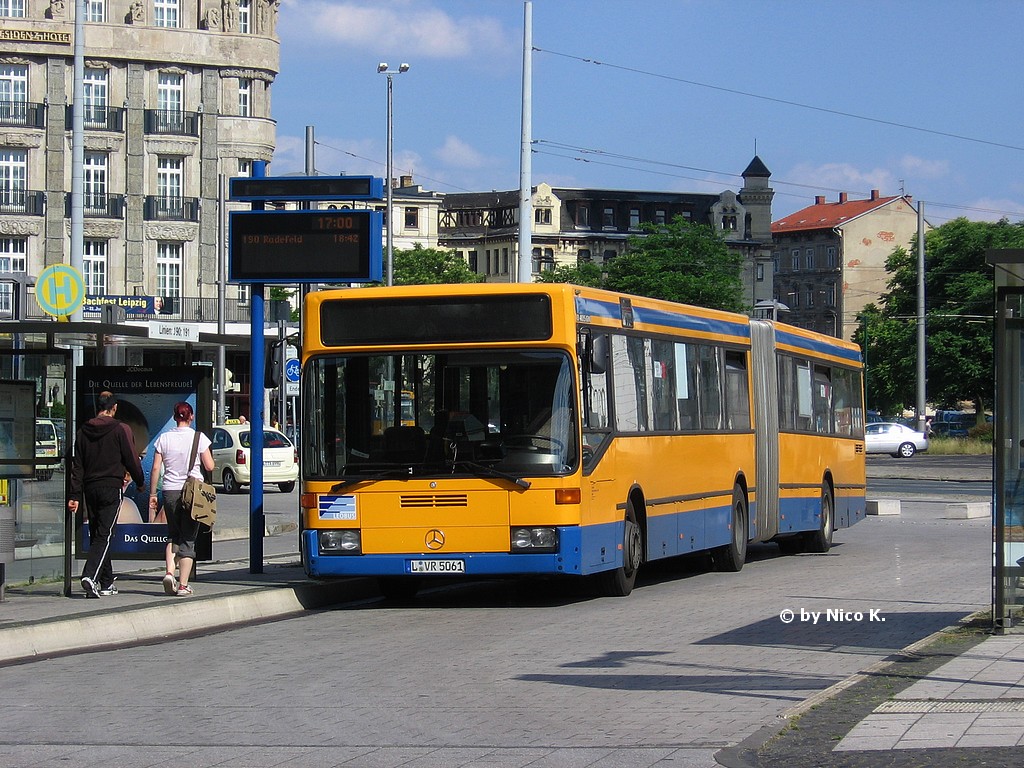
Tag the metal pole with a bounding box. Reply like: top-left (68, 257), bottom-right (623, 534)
top-left (916, 201), bottom-right (927, 433)
top-left (517, 0), bottom-right (533, 283)
top-left (70, 1), bottom-right (85, 320)
top-left (385, 73), bottom-right (394, 287)
top-left (217, 174), bottom-right (227, 423)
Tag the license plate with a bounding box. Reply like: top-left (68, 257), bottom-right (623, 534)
top-left (410, 559), bottom-right (465, 574)
top-left (264, 461), bottom-right (281, 467)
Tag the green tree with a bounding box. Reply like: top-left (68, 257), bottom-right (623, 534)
top-left (534, 261), bottom-right (605, 288)
top-left (604, 216), bottom-right (744, 312)
top-left (392, 244), bottom-right (484, 285)
top-left (866, 217), bottom-right (1024, 418)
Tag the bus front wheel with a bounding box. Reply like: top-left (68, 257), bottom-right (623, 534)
top-left (598, 500), bottom-right (643, 597)
top-left (713, 487), bottom-right (748, 572)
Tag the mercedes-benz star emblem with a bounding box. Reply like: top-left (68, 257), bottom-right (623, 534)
top-left (425, 529), bottom-right (445, 550)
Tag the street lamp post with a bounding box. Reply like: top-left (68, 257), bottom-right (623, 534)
top-left (377, 63), bottom-right (409, 287)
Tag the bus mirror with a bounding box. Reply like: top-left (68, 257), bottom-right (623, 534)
top-left (589, 334), bottom-right (608, 374)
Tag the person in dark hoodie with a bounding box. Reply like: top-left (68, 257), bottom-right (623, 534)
top-left (67, 391), bottom-right (145, 598)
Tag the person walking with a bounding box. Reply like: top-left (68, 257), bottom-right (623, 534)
top-left (149, 402), bottom-right (214, 597)
top-left (67, 391), bottom-right (145, 598)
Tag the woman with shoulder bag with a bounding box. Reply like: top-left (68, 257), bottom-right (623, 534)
top-left (149, 402), bottom-right (214, 597)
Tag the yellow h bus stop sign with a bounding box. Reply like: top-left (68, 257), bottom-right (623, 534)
top-left (35, 264), bottom-right (85, 319)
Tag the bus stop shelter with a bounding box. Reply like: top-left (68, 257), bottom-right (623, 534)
top-left (0, 320), bottom-right (250, 598)
top-left (988, 249), bottom-right (1024, 633)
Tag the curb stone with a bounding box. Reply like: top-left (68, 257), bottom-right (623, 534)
top-left (714, 613), bottom-right (999, 768)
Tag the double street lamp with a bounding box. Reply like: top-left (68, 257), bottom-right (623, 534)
top-left (377, 62), bottom-right (410, 286)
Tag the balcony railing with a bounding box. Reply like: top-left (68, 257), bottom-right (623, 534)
top-left (143, 109), bottom-right (200, 137)
top-left (64, 193), bottom-right (126, 218)
top-left (0, 190), bottom-right (45, 216)
top-left (0, 100), bottom-right (45, 128)
top-left (65, 105), bottom-right (126, 132)
top-left (143, 196), bottom-right (200, 222)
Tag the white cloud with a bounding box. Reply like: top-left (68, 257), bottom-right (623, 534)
top-left (434, 135), bottom-right (486, 169)
top-left (899, 155), bottom-right (949, 180)
top-left (955, 197), bottom-right (1024, 222)
top-left (283, 0), bottom-right (514, 60)
top-left (786, 162), bottom-right (896, 196)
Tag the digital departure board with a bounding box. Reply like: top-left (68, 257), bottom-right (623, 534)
top-left (229, 176), bottom-right (384, 202)
top-left (229, 210), bottom-right (383, 283)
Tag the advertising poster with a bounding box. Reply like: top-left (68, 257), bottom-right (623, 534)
top-left (0, 380), bottom-right (37, 479)
top-left (74, 366), bottom-right (213, 561)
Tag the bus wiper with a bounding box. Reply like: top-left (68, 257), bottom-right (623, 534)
top-left (330, 466), bottom-right (415, 493)
top-left (451, 460), bottom-right (531, 490)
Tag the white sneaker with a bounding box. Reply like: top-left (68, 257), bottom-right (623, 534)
top-left (81, 577), bottom-right (100, 599)
top-left (162, 572), bottom-right (178, 596)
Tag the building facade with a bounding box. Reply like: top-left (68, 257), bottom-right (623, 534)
top-left (771, 191), bottom-right (922, 339)
top-left (0, 0), bottom-right (279, 322)
top-left (438, 156), bottom-right (776, 311)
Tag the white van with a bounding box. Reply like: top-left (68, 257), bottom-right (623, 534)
top-left (35, 418), bottom-right (60, 481)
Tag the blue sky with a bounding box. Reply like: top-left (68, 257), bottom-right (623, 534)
top-left (273, 0), bottom-right (1024, 223)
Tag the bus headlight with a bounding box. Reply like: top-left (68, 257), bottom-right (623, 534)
top-left (511, 527), bottom-right (559, 553)
top-left (320, 529), bottom-right (361, 553)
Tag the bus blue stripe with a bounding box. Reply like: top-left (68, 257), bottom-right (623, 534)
top-left (775, 329), bottom-right (862, 364)
top-left (576, 297), bottom-right (750, 340)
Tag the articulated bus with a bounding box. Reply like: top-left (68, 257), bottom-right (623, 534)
top-left (299, 284), bottom-right (866, 597)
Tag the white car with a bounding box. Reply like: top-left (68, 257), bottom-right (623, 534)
top-left (211, 423), bottom-right (298, 493)
top-left (865, 422), bottom-right (929, 458)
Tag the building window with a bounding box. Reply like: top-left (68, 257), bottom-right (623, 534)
top-left (84, 240), bottom-right (107, 295)
top-left (238, 78), bottom-right (251, 116)
top-left (756, 263), bottom-right (765, 282)
top-left (84, 153), bottom-right (108, 210)
top-left (0, 1), bottom-right (25, 18)
top-left (574, 204), bottom-right (590, 228)
top-left (722, 214), bottom-right (738, 231)
top-left (805, 247), bottom-right (815, 270)
top-left (239, 0), bottom-right (252, 32)
top-left (468, 250), bottom-right (478, 272)
top-left (85, 1), bottom-right (105, 22)
top-left (237, 159), bottom-right (252, 177)
top-left (535, 208), bottom-right (551, 225)
top-left (603, 249), bottom-right (616, 263)
top-left (578, 248), bottom-right (592, 262)
top-left (602, 207), bottom-right (615, 228)
top-left (0, 149), bottom-right (27, 210)
top-left (83, 68), bottom-right (108, 125)
top-left (154, 0), bottom-right (179, 28)
top-left (157, 156), bottom-right (183, 216)
top-left (0, 64), bottom-right (28, 124)
top-left (404, 207), bottom-right (418, 229)
top-left (826, 246), bottom-right (837, 267)
top-left (156, 242), bottom-right (182, 298)
top-left (826, 283), bottom-right (837, 306)
top-left (806, 288), bottom-right (815, 308)
top-left (654, 209), bottom-right (667, 225)
top-left (790, 248), bottom-right (800, 271)
top-left (502, 248), bottom-right (509, 273)
top-left (0, 237), bottom-right (27, 314)
top-left (157, 71), bottom-right (184, 131)
top-left (629, 208), bottom-right (641, 229)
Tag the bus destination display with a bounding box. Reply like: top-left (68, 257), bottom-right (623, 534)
top-left (229, 210), bottom-right (383, 283)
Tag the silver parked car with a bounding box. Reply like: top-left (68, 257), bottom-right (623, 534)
top-left (865, 422), bottom-right (929, 458)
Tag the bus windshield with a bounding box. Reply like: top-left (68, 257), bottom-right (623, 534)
top-left (304, 349), bottom-right (578, 480)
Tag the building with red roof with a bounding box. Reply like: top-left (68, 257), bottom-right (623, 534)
top-left (771, 190), bottom-right (923, 339)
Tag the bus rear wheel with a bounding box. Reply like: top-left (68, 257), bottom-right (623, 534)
top-left (804, 486), bottom-right (834, 553)
top-left (598, 500), bottom-right (643, 597)
top-left (713, 486), bottom-right (748, 572)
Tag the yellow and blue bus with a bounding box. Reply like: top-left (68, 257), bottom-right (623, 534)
top-left (299, 284), bottom-right (866, 597)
